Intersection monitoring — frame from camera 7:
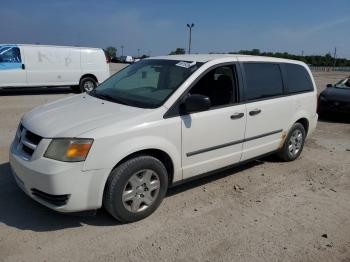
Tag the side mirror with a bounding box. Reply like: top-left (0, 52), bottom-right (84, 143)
top-left (326, 84), bottom-right (333, 88)
top-left (183, 94), bottom-right (211, 113)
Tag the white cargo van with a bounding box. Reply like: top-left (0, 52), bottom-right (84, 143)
top-left (10, 54), bottom-right (318, 222)
top-left (0, 44), bottom-right (110, 92)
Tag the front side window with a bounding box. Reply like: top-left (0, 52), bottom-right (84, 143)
top-left (189, 65), bottom-right (237, 107)
top-left (243, 63), bottom-right (283, 101)
top-left (0, 46), bottom-right (21, 63)
top-left (284, 64), bottom-right (313, 93)
top-left (90, 59), bottom-right (203, 108)
top-left (0, 46), bottom-right (22, 70)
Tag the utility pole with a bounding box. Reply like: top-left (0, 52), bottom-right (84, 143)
top-left (333, 47), bottom-right (337, 70)
top-left (121, 45), bottom-right (124, 56)
top-left (301, 50), bottom-right (304, 57)
top-left (186, 23), bottom-right (194, 54)
top-left (137, 48), bottom-right (140, 57)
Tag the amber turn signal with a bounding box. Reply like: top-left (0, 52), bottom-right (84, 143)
top-left (66, 143), bottom-right (92, 158)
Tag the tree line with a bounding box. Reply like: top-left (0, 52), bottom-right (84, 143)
top-left (231, 49), bottom-right (350, 67)
top-left (168, 48), bottom-right (350, 67)
top-left (104, 46), bottom-right (149, 59)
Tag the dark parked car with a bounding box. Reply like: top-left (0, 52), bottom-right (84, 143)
top-left (318, 77), bottom-right (350, 115)
top-left (110, 57), bottom-right (121, 63)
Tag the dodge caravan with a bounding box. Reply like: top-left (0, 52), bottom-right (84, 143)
top-left (9, 54), bottom-right (318, 222)
top-left (0, 44), bottom-right (110, 92)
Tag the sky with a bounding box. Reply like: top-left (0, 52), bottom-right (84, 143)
top-left (1, 0), bottom-right (350, 58)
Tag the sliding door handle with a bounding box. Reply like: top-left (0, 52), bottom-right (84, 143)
top-left (230, 112), bottom-right (244, 120)
top-left (249, 109), bottom-right (261, 116)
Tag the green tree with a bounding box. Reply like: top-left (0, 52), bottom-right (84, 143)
top-left (226, 49), bottom-right (350, 67)
top-left (105, 46), bottom-right (117, 58)
top-left (169, 48), bottom-right (186, 55)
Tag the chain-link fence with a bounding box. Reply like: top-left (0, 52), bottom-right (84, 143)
top-left (309, 66), bottom-right (350, 72)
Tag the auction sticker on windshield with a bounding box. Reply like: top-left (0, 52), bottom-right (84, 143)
top-left (175, 61), bottom-right (197, 68)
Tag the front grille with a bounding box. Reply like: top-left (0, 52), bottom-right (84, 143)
top-left (25, 129), bottom-right (42, 145)
top-left (31, 188), bottom-right (70, 206)
top-left (15, 124), bottom-right (42, 160)
top-left (22, 145), bottom-right (34, 155)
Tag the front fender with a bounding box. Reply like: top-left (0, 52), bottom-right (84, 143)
top-left (82, 120), bottom-right (182, 182)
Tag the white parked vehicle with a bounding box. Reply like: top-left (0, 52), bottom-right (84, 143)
top-left (120, 55), bottom-right (134, 63)
top-left (0, 44), bottom-right (110, 92)
top-left (10, 54), bottom-right (318, 222)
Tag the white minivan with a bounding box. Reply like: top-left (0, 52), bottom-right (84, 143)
top-left (0, 44), bottom-right (110, 92)
top-left (10, 54), bottom-right (318, 222)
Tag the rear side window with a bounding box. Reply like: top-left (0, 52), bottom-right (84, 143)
top-left (284, 64), bottom-right (314, 93)
top-left (243, 63), bottom-right (283, 101)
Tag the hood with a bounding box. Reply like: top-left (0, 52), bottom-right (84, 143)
top-left (321, 87), bottom-right (350, 102)
top-left (22, 94), bottom-right (155, 138)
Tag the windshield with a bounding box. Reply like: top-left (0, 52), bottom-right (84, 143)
top-left (90, 59), bottom-right (203, 108)
top-left (334, 77), bottom-right (350, 89)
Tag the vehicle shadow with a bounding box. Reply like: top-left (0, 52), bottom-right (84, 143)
top-left (0, 162), bottom-right (118, 231)
top-left (0, 87), bottom-right (75, 96)
top-left (167, 160), bottom-right (263, 196)
top-left (318, 114), bottom-right (350, 124)
top-left (0, 160), bottom-right (264, 232)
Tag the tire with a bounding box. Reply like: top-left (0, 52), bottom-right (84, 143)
top-left (79, 77), bottom-right (97, 93)
top-left (278, 123), bottom-right (306, 161)
top-left (103, 156), bottom-right (168, 223)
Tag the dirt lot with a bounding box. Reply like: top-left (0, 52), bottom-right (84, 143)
top-left (0, 68), bottom-right (349, 262)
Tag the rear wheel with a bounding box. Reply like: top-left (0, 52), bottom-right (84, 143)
top-left (278, 123), bottom-right (306, 161)
top-left (103, 156), bottom-right (168, 223)
top-left (79, 77), bottom-right (97, 93)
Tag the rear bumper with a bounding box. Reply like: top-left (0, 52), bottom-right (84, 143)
top-left (9, 142), bottom-right (110, 212)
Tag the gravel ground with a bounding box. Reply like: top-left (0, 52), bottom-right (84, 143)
top-left (0, 68), bottom-right (349, 262)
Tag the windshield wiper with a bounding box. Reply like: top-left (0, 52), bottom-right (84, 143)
top-left (89, 90), bottom-right (130, 106)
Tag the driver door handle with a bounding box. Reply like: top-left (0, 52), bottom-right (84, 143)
top-left (230, 112), bottom-right (244, 120)
top-left (249, 109), bottom-right (261, 116)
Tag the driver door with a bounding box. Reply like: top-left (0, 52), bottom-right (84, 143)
top-left (0, 45), bottom-right (27, 87)
top-left (181, 64), bottom-right (247, 179)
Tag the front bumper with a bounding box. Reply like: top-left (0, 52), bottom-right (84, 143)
top-left (9, 141), bottom-right (110, 212)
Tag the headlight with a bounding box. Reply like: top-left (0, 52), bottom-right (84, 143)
top-left (44, 138), bottom-right (93, 162)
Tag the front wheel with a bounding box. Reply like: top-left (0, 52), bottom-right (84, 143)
top-left (103, 156), bottom-right (168, 223)
top-left (79, 77), bottom-right (97, 93)
top-left (278, 123), bottom-right (306, 161)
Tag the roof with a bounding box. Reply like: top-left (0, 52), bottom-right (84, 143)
top-left (0, 43), bottom-right (102, 50)
top-left (150, 53), bottom-right (304, 65)
top-left (151, 54), bottom-right (241, 62)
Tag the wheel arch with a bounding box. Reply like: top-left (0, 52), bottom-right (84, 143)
top-left (110, 148), bottom-right (175, 186)
top-left (295, 117), bottom-right (309, 135)
top-left (80, 74), bottom-right (98, 84)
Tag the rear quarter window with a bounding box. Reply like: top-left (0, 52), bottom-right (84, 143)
top-left (243, 63), bottom-right (283, 101)
top-left (284, 64), bottom-right (314, 93)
